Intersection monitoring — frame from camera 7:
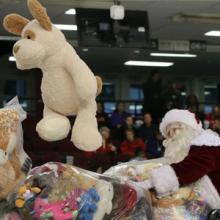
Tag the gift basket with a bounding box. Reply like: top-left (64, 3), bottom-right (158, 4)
top-left (104, 159), bottom-right (212, 220)
top-left (15, 162), bottom-right (154, 220)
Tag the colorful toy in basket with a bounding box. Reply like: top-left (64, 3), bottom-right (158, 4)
top-left (3, 0), bottom-right (103, 151)
top-left (15, 162), bottom-right (153, 220)
top-left (33, 197), bottom-right (78, 220)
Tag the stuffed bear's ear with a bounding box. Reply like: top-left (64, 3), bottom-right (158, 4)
top-left (96, 76), bottom-right (103, 96)
top-left (27, 0), bottom-right (52, 31)
top-left (3, 14), bottom-right (30, 36)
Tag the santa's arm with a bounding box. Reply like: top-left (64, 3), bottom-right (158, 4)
top-left (150, 147), bottom-right (216, 197)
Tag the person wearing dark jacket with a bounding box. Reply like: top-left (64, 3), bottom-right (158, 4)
top-left (96, 102), bottom-right (110, 128)
top-left (142, 69), bottom-right (163, 123)
top-left (138, 113), bottom-right (159, 157)
top-left (110, 102), bottom-right (129, 128)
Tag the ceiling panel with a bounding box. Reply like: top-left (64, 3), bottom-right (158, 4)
top-left (1, 0), bottom-right (220, 44)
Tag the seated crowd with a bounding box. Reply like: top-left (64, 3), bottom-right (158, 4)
top-left (94, 102), bottom-right (164, 162)
top-left (22, 101), bottom-right (220, 173)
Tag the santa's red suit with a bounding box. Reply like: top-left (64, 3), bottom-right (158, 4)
top-left (142, 109), bottom-right (220, 209)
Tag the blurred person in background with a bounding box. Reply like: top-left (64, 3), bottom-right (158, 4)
top-left (185, 93), bottom-right (204, 122)
top-left (205, 105), bottom-right (220, 125)
top-left (84, 126), bottom-right (117, 172)
top-left (110, 102), bottom-right (129, 128)
top-left (120, 129), bottom-right (146, 159)
top-left (162, 81), bottom-right (183, 113)
top-left (211, 116), bottom-right (220, 135)
top-left (138, 113), bottom-right (160, 158)
top-left (185, 93), bottom-right (199, 113)
top-left (142, 69), bottom-right (163, 123)
top-left (206, 105), bottom-right (220, 135)
top-left (96, 102), bottom-right (110, 128)
top-left (97, 126), bottom-right (117, 154)
top-left (117, 115), bottom-right (137, 142)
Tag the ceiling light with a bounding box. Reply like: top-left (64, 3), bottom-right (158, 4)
top-left (82, 48), bottom-right (89, 52)
top-left (54, 24), bottom-right (77, 31)
top-left (9, 56), bottom-right (16, 62)
top-left (65, 8), bottom-right (76, 15)
top-left (205, 31), bottom-right (220, 37)
top-left (110, 3), bottom-right (125, 20)
top-left (150, 52), bottom-right (197, 58)
top-left (138, 27), bottom-right (145, 32)
top-left (134, 50), bottom-right (140, 54)
top-left (124, 61), bottom-right (174, 67)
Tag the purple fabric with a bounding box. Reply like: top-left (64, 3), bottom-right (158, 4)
top-left (110, 111), bottom-right (129, 128)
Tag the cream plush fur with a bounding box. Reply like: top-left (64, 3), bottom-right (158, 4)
top-left (3, 0), bottom-right (102, 151)
top-left (94, 180), bottom-right (114, 220)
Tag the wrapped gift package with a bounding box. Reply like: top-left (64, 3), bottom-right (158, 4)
top-left (105, 159), bottom-right (212, 220)
top-left (15, 162), bottom-right (154, 220)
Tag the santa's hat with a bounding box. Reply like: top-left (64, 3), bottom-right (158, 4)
top-left (160, 109), bottom-right (202, 137)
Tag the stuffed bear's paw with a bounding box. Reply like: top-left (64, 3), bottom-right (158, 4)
top-left (36, 116), bottom-right (70, 141)
top-left (72, 126), bottom-right (102, 151)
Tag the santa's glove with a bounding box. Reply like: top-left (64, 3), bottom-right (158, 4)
top-left (135, 179), bottom-right (153, 191)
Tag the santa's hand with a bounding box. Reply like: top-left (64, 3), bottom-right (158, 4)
top-left (135, 179), bottom-right (153, 191)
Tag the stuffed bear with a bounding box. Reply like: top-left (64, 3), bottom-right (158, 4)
top-left (0, 108), bottom-right (30, 199)
top-left (3, 0), bottom-right (103, 151)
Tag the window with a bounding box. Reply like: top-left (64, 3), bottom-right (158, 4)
top-left (204, 85), bottom-right (218, 103)
top-left (4, 80), bottom-right (26, 97)
top-left (128, 103), bottom-right (143, 115)
top-left (98, 83), bottom-right (115, 100)
top-left (104, 102), bottom-right (116, 114)
top-left (129, 84), bottom-right (143, 100)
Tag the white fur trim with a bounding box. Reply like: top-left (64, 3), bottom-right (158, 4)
top-left (191, 129), bottom-right (220, 147)
top-left (160, 109), bottom-right (202, 137)
top-left (151, 165), bottom-right (179, 197)
top-left (199, 175), bottom-right (220, 209)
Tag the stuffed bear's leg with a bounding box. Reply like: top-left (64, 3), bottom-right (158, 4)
top-left (71, 100), bottom-right (102, 151)
top-left (36, 105), bottom-right (70, 141)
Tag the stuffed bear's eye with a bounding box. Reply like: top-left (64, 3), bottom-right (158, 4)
top-left (4, 152), bottom-right (7, 156)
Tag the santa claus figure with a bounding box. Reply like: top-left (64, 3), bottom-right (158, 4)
top-left (138, 109), bottom-right (220, 209)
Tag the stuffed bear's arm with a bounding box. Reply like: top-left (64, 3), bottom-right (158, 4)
top-left (63, 47), bottom-right (97, 103)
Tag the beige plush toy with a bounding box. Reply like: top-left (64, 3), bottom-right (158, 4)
top-left (3, 0), bottom-right (103, 151)
top-left (0, 108), bottom-right (30, 199)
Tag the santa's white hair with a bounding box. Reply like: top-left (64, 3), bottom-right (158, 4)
top-left (163, 122), bottom-right (200, 163)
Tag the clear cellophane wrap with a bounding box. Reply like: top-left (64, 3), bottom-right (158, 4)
top-left (15, 162), bottom-right (154, 220)
top-left (104, 159), bottom-right (211, 220)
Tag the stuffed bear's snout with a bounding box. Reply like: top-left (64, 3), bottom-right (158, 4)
top-left (13, 45), bottom-right (20, 54)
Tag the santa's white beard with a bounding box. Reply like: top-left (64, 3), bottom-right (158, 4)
top-left (163, 124), bottom-right (198, 164)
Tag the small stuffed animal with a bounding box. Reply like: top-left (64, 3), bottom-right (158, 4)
top-left (0, 108), bottom-right (31, 199)
top-left (78, 188), bottom-right (100, 220)
top-left (33, 197), bottom-right (78, 220)
top-left (15, 183), bottom-right (41, 208)
top-left (93, 180), bottom-right (114, 220)
top-left (3, 0), bottom-right (102, 151)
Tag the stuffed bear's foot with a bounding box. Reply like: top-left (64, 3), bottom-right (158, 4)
top-left (36, 116), bottom-right (70, 141)
top-left (71, 123), bottom-right (102, 151)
